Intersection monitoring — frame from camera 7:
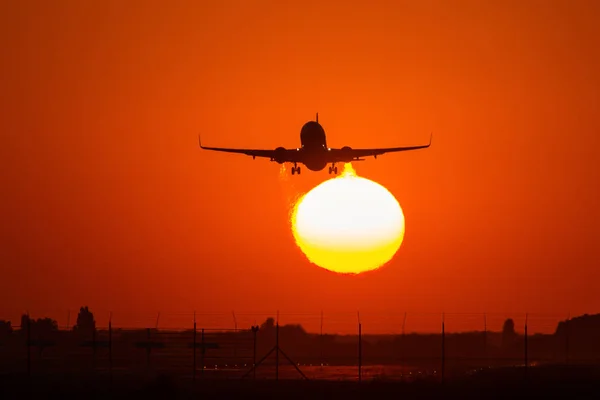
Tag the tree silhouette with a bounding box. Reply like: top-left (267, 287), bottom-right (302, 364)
top-left (261, 317), bottom-right (275, 331)
top-left (34, 318), bottom-right (58, 334)
top-left (0, 320), bottom-right (12, 336)
top-left (74, 306), bottom-right (96, 336)
top-left (502, 318), bottom-right (517, 349)
top-left (19, 314), bottom-right (58, 336)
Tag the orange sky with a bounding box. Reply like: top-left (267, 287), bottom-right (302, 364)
top-left (1, 0), bottom-right (599, 334)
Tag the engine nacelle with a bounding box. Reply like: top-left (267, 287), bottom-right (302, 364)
top-left (338, 146), bottom-right (354, 162)
top-left (273, 146), bottom-right (287, 164)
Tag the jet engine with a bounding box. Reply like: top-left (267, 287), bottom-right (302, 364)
top-left (341, 146), bottom-right (353, 157)
top-left (272, 147), bottom-right (287, 164)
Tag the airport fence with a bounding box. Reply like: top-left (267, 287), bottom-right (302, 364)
top-left (0, 311), bottom-right (596, 382)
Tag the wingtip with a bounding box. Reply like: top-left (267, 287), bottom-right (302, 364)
top-left (429, 132), bottom-right (433, 146)
top-left (198, 134), bottom-right (203, 148)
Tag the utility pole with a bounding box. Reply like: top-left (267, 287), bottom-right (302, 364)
top-left (565, 312), bottom-right (570, 365)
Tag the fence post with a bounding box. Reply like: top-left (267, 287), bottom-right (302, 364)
top-left (193, 316), bottom-right (197, 382)
top-left (441, 313), bottom-right (445, 384)
top-left (401, 312), bottom-right (406, 377)
top-left (358, 322), bottom-right (362, 382)
top-left (565, 312), bottom-right (570, 365)
top-left (275, 321), bottom-right (279, 381)
top-left (483, 313), bottom-right (487, 367)
top-left (200, 328), bottom-right (205, 379)
top-left (320, 310), bottom-right (324, 367)
top-left (251, 325), bottom-right (259, 380)
top-left (92, 326), bottom-right (97, 370)
top-left (232, 311), bottom-right (237, 362)
top-left (524, 313), bottom-right (528, 379)
top-left (26, 314), bottom-right (31, 377)
top-left (146, 328), bottom-right (151, 373)
top-left (108, 316), bottom-right (112, 385)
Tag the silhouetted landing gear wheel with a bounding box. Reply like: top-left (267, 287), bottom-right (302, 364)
top-left (328, 165), bottom-right (338, 175)
top-left (292, 166), bottom-right (301, 175)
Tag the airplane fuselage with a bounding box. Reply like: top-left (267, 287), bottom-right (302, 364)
top-left (298, 120), bottom-right (330, 171)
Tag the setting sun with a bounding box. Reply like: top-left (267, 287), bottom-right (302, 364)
top-left (291, 164), bottom-right (405, 274)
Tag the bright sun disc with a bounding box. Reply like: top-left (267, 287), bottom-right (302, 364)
top-left (291, 164), bottom-right (405, 274)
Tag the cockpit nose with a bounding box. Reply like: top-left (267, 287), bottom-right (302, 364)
top-left (300, 121), bottom-right (326, 148)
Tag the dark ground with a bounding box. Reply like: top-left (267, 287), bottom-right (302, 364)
top-left (1, 365), bottom-right (599, 399)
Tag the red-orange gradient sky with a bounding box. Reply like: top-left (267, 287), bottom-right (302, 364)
top-left (1, 0), bottom-right (599, 334)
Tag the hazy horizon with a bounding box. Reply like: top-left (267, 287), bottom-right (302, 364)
top-left (1, 308), bottom-right (579, 335)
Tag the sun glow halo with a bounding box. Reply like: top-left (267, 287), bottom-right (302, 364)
top-left (291, 164), bottom-right (405, 274)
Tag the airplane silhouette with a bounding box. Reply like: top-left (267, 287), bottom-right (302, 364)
top-left (199, 113), bottom-right (432, 175)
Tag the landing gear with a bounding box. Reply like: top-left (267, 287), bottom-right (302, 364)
top-left (328, 164), bottom-right (338, 175)
top-left (291, 164), bottom-right (301, 175)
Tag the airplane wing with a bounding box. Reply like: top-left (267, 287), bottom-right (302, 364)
top-left (328, 134), bottom-right (432, 162)
top-left (198, 136), bottom-right (300, 162)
